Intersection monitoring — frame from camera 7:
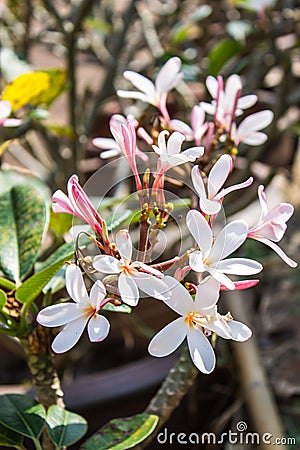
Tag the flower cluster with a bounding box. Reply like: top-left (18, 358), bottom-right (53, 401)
top-left (37, 58), bottom-right (296, 374)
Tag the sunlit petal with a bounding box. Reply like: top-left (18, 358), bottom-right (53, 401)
top-left (116, 229), bottom-right (132, 262)
top-left (148, 317), bottom-right (187, 357)
top-left (207, 154), bottom-right (232, 199)
top-left (163, 276), bottom-right (193, 315)
top-left (186, 209), bottom-right (212, 256)
top-left (118, 273), bottom-right (139, 306)
top-left (134, 272), bottom-right (170, 301)
top-left (194, 277), bottom-right (220, 312)
top-left (209, 220), bottom-right (248, 263)
top-left (51, 316), bottom-right (88, 353)
top-left (93, 255), bottom-right (121, 274)
top-left (87, 315), bottom-right (110, 342)
top-left (227, 320), bottom-right (252, 342)
top-left (66, 265), bottom-right (89, 304)
top-left (187, 327), bottom-right (216, 374)
top-left (37, 303), bottom-right (83, 327)
top-left (89, 280), bottom-right (106, 309)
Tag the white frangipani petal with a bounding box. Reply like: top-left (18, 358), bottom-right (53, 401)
top-left (148, 317), bottom-right (187, 357)
top-left (208, 220), bottom-right (248, 263)
top-left (93, 255), bottom-right (122, 274)
top-left (116, 229), bottom-right (133, 262)
top-left (189, 251), bottom-right (205, 273)
top-left (227, 320), bottom-right (252, 341)
top-left (207, 155), bottom-right (232, 199)
top-left (0, 100), bottom-right (12, 120)
top-left (134, 272), bottom-right (170, 301)
top-left (37, 303), bottom-right (83, 327)
top-left (65, 265), bottom-right (89, 304)
top-left (212, 258), bottom-right (263, 275)
top-left (155, 57), bottom-right (182, 94)
top-left (252, 237), bottom-right (297, 268)
top-left (163, 276), bottom-right (194, 315)
top-left (87, 315), bottom-right (110, 342)
top-left (204, 315), bottom-right (232, 339)
top-left (118, 273), bottom-right (139, 306)
top-left (123, 71), bottom-right (156, 99)
top-left (187, 328), bottom-right (216, 374)
top-left (247, 186), bottom-right (297, 267)
top-left (186, 210), bottom-right (212, 256)
top-left (194, 277), bottom-right (220, 312)
top-left (89, 280), bottom-right (106, 310)
top-left (237, 94), bottom-right (257, 109)
top-left (51, 316), bottom-right (89, 353)
top-left (206, 269), bottom-right (235, 290)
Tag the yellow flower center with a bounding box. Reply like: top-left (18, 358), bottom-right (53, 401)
top-left (184, 312), bottom-right (208, 329)
top-left (120, 260), bottom-right (139, 277)
top-left (82, 304), bottom-right (97, 319)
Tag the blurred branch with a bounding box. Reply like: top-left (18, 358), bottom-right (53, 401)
top-left (223, 291), bottom-right (287, 450)
top-left (85, 0), bottom-right (138, 136)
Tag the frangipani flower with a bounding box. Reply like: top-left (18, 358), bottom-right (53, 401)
top-left (92, 114), bottom-right (148, 161)
top-left (170, 105), bottom-right (208, 145)
top-left (187, 209), bottom-right (263, 289)
top-left (153, 130), bottom-right (204, 176)
top-left (200, 74), bottom-right (257, 129)
top-left (117, 57), bottom-right (183, 122)
top-left (247, 186), bottom-right (297, 267)
top-left (52, 174), bottom-right (104, 235)
top-left (232, 110), bottom-right (274, 145)
top-left (93, 230), bottom-right (170, 306)
top-left (37, 265), bottom-right (110, 353)
top-left (109, 117), bottom-right (142, 191)
top-left (148, 276), bottom-right (252, 374)
top-left (191, 154), bottom-right (253, 215)
top-left (0, 100), bottom-right (22, 127)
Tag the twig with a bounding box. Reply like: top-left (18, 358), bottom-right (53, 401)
top-left (223, 291), bottom-right (287, 450)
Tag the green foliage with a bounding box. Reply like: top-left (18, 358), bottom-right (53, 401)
top-left (0, 277), bottom-right (16, 291)
top-left (0, 290), bottom-right (7, 308)
top-left (81, 413), bottom-right (159, 450)
top-left (208, 38), bottom-right (243, 76)
top-left (46, 405), bottom-right (88, 448)
top-left (15, 258), bottom-right (68, 304)
top-left (0, 184), bottom-right (48, 285)
top-left (0, 422), bottom-right (23, 448)
top-left (103, 303), bottom-right (132, 314)
top-left (0, 394), bottom-right (45, 440)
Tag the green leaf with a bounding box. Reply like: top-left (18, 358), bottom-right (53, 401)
top-left (208, 38), bottom-right (243, 76)
top-left (46, 405), bottom-right (87, 448)
top-left (0, 422), bottom-right (23, 448)
top-left (0, 290), bottom-right (7, 309)
top-left (0, 184), bottom-right (48, 284)
top-left (15, 258), bottom-right (67, 304)
top-left (36, 242), bottom-right (75, 273)
top-left (0, 170), bottom-right (50, 203)
top-left (0, 277), bottom-right (16, 291)
top-left (0, 394), bottom-right (46, 440)
top-left (81, 413), bottom-right (159, 450)
top-left (103, 303), bottom-right (132, 314)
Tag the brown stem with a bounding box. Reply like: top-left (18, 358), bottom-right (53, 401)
top-left (150, 248), bottom-right (194, 273)
top-left (20, 325), bottom-right (65, 450)
top-left (135, 347), bottom-right (198, 449)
